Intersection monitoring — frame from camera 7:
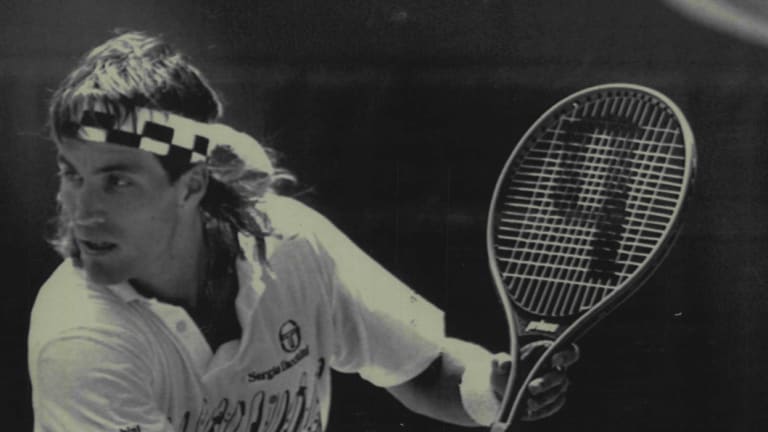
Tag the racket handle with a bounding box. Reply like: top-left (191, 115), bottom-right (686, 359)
top-left (492, 339), bottom-right (557, 431)
top-left (489, 423), bottom-right (508, 432)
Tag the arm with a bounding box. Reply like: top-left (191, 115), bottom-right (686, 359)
top-left (31, 337), bottom-right (174, 432)
top-left (293, 201), bottom-right (577, 425)
top-left (385, 338), bottom-right (485, 427)
top-left (387, 337), bottom-right (578, 428)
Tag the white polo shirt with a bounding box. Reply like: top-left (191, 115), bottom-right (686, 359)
top-left (28, 196), bottom-right (445, 432)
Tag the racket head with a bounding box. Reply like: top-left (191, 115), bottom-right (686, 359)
top-left (487, 83), bottom-right (696, 430)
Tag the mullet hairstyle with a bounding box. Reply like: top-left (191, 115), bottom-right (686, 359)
top-left (48, 31), bottom-right (292, 273)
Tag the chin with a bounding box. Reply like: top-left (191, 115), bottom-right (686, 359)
top-left (82, 260), bottom-right (130, 286)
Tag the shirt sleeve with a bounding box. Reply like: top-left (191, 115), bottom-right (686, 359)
top-left (31, 334), bottom-right (174, 432)
top-left (306, 206), bottom-right (447, 388)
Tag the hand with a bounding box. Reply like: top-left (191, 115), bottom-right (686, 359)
top-left (489, 341), bottom-right (580, 422)
top-left (520, 341), bottom-right (580, 421)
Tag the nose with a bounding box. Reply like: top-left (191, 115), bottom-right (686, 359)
top-left (60, 182), bottom-right (106, 227)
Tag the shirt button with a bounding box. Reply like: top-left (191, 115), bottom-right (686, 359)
top-left (176, 320), bottom-right (187, 332)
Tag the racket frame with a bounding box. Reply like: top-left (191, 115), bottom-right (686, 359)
top-left (486, 83), bottom-right (696, 431)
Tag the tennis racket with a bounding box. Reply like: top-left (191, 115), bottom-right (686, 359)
top-left (487, 83), bottom-right (696, 431)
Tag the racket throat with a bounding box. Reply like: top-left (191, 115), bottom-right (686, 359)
top-left (525, 319), bottom-right (560, 334)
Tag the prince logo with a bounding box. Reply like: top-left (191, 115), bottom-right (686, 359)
top-left (279, 320), bottom-right (301, 353)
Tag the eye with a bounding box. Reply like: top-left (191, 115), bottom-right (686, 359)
top-left (57, 168), bottom-right (82, 185)
top-left (106, 173), bottom-right (132, 189)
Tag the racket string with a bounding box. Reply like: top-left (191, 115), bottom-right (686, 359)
top-left (549, 99), bottom-right (609, 314)
top-left (505, 97), bottom-right (605, 315)
top-left (545, 97), bottom-right (608, 314)
top-left (566, 96), bottom-right (633, 311)
top-left (618, 105), bottom-right (684, 278)
top-left (503, 107), bottom-right (567, 309)
top-left (547, 95), bottom-right (628, 314)
top-left (495, 92), bottom-right (687, 317)
top-left (507, 98), bottom-right (595, 315)
top-left (526, 96), bottom-right (605, 315)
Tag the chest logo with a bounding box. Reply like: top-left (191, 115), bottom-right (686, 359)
top-left (279, 320), bottom-right (302, 353)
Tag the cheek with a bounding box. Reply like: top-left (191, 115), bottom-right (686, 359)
top-left (129, 197), bottom-right (182, 239)
top-left (57, 187), bottom-right (75, 215)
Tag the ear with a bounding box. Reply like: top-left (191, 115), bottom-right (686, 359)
top-left (178, 164), bottom-right (209, 208)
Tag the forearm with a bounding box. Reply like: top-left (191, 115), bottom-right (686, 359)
top-left (386, 337), bottom-right (498, 427)
top-left (385, 338), bottom-right (578, 426)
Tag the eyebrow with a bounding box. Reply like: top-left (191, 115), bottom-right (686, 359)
top-left (56, 154), bottom-right (145, 174)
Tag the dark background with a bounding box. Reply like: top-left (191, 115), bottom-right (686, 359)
top-left (2, 0), bottom-right (767, 430)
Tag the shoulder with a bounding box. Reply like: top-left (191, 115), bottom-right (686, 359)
top-left (28, 262), bottom-right (148, 368)
top-left (29, 264), bottom-right (157, 416)
top-left (257, 194), bottom-right (335, 238)
top-left (30, 326), bottom-right (159, 430)
top-left (255, 194), bottom-right (345, 260)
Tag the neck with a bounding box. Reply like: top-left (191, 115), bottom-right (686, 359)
top-left (131, 211), bottom-right (207, 308)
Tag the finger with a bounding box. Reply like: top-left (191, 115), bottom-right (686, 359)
top-left (520, 340), bottom-right (553, 361)
top-left (528, 370), bottom-right (566, 395)
top-left (492, 352), bottom-right (513, 374)
top-left (522, 392), bottom-right (567, 422)
top-left (491, 353), bottom-right (513, 399)
top-left (551, 343), bottom-right (580, 370)
top-left (527, 378), bottom-right (570, 412)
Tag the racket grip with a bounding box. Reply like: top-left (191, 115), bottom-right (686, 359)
top-left (519, 340), bottom-right (556, 374)
top-left (493, 339), bottom-right (556, 430)
top-left (489, 423), bottom-right (508, 432)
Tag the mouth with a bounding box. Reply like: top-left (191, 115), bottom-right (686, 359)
top-left (78, 239), bottom-right (118, 256)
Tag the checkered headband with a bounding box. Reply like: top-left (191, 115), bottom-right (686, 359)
top-left (67, 107), bottom-right (274, 176)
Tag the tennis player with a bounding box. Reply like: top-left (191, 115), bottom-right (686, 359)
top-left (28, 31), bottom-right (577, 431)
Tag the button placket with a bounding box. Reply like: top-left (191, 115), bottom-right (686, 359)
top-left (176, 320), bottom-right (188, 333)
top-left (145, 300), bottom-right (213, 373)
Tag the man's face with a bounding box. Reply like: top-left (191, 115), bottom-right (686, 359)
top-left (56, 138), bottom-right (188, 286)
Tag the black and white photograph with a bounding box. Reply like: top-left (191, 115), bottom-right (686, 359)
top-left (2, 1), bottom-right (765, 431)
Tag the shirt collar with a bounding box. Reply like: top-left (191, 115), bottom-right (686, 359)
top-left (105, 280), bottom-right (147, 303)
